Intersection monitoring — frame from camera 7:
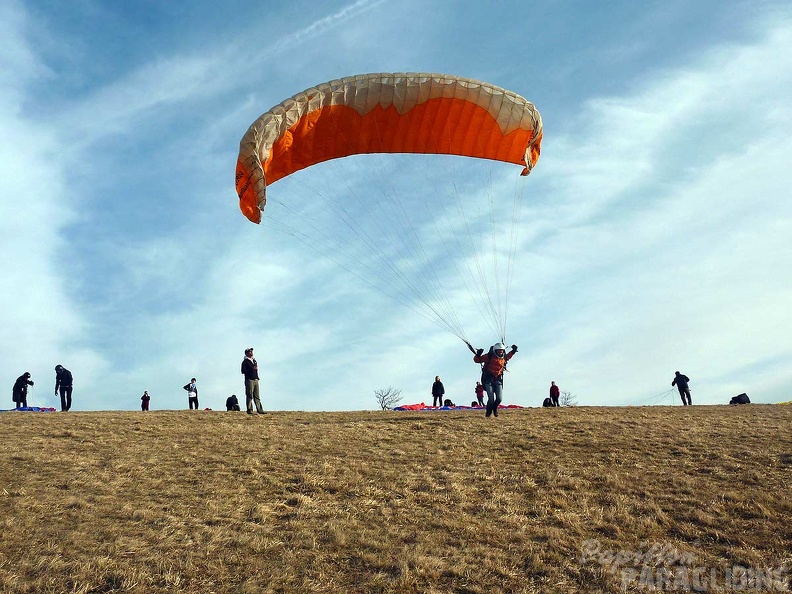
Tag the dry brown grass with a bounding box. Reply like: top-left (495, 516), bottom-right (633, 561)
top-left (0, 405), bottom-right (790, 593)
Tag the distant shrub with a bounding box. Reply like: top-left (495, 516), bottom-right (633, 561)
top-left (374, 387), bottom-right (402, 410)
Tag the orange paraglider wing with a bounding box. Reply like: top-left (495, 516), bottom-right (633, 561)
top-left (235, 73), bottom-right (543, 223)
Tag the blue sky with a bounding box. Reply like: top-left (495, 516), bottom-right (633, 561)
top-left (2, 0), bottom-right (790, 411)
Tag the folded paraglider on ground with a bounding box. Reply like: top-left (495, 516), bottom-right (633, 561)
top-left (393, 403), bottom-right (525, 411)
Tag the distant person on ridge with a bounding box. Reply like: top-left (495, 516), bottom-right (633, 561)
top-left (431, 376), bottom-right (445, 407)
top-left (549, 381), bottom-right (560, 407)
top-left (470, 342), bottom-right (518, 417)
top-left (226, 394), bottom-right (240, 411)
top-left (184, 378), bottom-right (199, 409)
top-left (54, 365), bottom-right (73, 411)
top-left (474, 381), bottom-right (485, 407)
top-left (672, 371), bottom-right (692, 405)
top-left (141, 390), bottom-right (150, 411)
top-left (241, 347), bottom-right (265, 415)
top-left (12, 372), bottom-right (34, 409)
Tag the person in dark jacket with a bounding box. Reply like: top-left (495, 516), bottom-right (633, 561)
top-left (141, 390), bottom-right (151, 411)
top-left (471, 342), bottom-right (518, 417)
top-left (54, 365), bottom-right (73, 411)
top-left (431, 376), bottom-right (445, 407)
top-left (549, 381), bottom-right (560, 407)
top-left (226, 394), bottom-right (240, 411)
top-left (672, 371), bottom-right (692, 405)
top-left (241, 347), bottom-right (264, 414)
top-left (13, 372), bottom-right (34, 409)
top-left (183, 378), bottom-right (199, 409)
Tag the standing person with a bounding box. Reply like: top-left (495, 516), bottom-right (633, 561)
top-left (474, 381), bottom-right (485, 407)
top-left (431, 376), bottom-right (445, 407)
top-left (471, 342), bottom-right (518, 417)
top-left (54, 365), bottom-right (73, 412)
top-left (226, 394), bottom-right (240, 411)
top-left (141, 390), bottom-right (150, 411)
top-left (672, 371), bottom-right (692, 405)
top-left (183, 378), bottom-right (199, 409)
top-left (549, 381), bottom-right (560, 407)
top-left (12, 372), bottom-right (34, 409)
top-left (241, 347), bottom-right (264, 415)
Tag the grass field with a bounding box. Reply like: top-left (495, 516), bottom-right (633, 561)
top-left (1, 405), bottom-right (790, 593)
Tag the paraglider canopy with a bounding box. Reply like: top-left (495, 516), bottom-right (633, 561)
top-left (234, 72), bottom-right (543, 345)
top-left (235, 72), bottom-right (543, 223)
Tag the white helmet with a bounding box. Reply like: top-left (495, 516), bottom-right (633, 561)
top-left (492, 343), bottom-right (506, 354)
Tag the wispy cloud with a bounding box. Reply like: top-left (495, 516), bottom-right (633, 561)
top-left (0, 1), bottom-right (94, 405)
top-left (55, 0), bottom-right (391, 152)
top-left (262, 0), bottom-right (388, 57)
top-left (512, 17), bottom-right (792, 404)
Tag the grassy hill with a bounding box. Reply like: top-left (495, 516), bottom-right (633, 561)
top-left (1, 405), bottom-right (790, 593)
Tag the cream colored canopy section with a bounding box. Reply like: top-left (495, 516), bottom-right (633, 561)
top-left (235, 73), bottom-right (543, 223)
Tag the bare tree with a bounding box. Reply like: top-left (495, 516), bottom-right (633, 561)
top-left (560, 390), bottom-right (578, 407)
top-left (374, 387), bottom-right (403, 410)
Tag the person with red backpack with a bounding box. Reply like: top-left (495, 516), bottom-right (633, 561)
top-left (549, 381), bottom-right (560, 407)
top-left (470, 342), bottom-right (518, 417)
top-left (474, 381), bottom-right (485, 406)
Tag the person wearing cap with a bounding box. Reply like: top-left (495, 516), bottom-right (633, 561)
top-left (12, 372), bottom-right (34, 409)
top-left (472, 342), bottom-right (518, 417)
top-left (241, 348), bottom-right (265, 415)
top-left (54, 365), bottom-right (73, 411)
